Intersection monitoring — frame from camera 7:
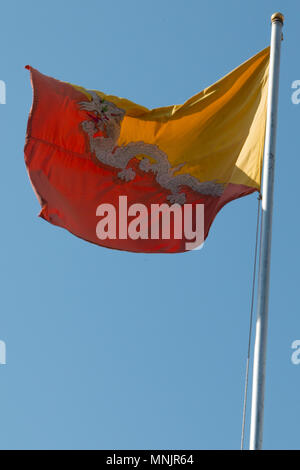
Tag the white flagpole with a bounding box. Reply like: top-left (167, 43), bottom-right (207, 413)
top-left (249, 12), bottom-right (284, 450)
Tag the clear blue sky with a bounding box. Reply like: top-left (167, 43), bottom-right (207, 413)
top-left (0, 0), bottom-right (299, 450)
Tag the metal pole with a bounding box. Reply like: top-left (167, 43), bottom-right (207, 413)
top-left (249, 12), bottom-right (284, 450)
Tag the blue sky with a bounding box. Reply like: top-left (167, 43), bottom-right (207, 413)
top-left (0, 0), bottom-right (299, 450)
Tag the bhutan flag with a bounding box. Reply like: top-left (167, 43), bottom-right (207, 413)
top-left (25, 48), bottom-right (269, 253)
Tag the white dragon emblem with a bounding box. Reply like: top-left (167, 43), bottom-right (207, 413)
top-left (79, 91), bottom-right (223, 204)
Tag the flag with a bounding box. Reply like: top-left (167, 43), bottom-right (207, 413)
top-left (24, 47), bottom-right (269, 253)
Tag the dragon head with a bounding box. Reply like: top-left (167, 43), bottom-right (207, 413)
top-left (79, 91), bottom-right (125, 127)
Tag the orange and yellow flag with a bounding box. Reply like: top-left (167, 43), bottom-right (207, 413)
top-left (25, 47), bottom-right (269, 253)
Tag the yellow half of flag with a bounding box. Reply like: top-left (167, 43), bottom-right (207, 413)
top-left (72, 47), bottom-right (269, 191)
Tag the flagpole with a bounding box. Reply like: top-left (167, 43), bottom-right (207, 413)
top-left (249, 12), bottom-right (284, 450)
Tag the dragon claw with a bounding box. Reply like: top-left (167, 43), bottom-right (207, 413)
top-left (139, 158), bottom-right (151, 172)
top-left (117, 168), bottom-right (136, 182)
top-left (167, 193), bottom-right (186, 205)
